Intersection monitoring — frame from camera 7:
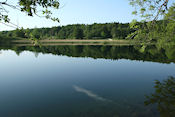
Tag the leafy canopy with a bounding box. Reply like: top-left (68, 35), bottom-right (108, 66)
top-left (165, 3), bottom-right (175, 20)
top-left (0, 0), bottom-right (60, 24)
top-left (129, 0), bottom-right (170, 21)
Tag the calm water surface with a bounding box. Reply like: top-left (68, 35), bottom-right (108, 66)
top-left (0, 45), bottom-right (175, 117)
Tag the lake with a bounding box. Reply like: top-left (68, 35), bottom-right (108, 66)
top-left (0, 45), bottom-right (175, 117)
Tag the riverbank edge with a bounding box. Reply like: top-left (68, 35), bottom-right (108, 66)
top-left (11, 39), bottom-right (150, 46)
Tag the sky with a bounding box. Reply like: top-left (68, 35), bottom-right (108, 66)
top-left (0, 0), bottom-right (140, 31)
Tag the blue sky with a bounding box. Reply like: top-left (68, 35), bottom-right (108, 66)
top-left (1, 0), bottom-right (139, 31)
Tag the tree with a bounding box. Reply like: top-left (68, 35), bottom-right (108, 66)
top-left (164, 3), bottom-right (175, 37)
top-left (128, 1), bottom-right (175, 41)
top-left (164, 3), bottom-right (175, 21)
top-left (101, 26), bottom-right (110, 38)
top-left (111, 27), bottom-right (118, 38)
top-left (1, 22), bottom-right (133, 40)
top-left (13, 28), bottom-right (26, 38)
top-left (25, 28), bottom-right (31, 38)
top-left (0, 0), bottom-right (59, 24)
top-left (30, 29), bottom-right (40, 39)
top-left (145, 76), bottom-right (175, 117)
top-left (129, 0), bottom-right (170, 21)
top-left (73, 27), bottom-right (84, 39)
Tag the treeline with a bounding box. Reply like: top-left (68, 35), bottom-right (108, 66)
top-left (128, 3), bottom-right (175, 43)
top-left (0, 21), bottom-right (174, 43)
top-left (0, 23), bottom-right (133, 40)
top-left (0, 3), bottom-right (175, 42)
top-left (129, 20), bottom-right (175, 43)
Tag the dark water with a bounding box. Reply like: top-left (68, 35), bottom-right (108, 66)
top-left (0, 45), bottom-right (175, 117)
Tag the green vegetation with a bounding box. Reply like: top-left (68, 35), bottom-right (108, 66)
top-left (1, 5), bottom-right (175, 44)
top-left (127, 3), bottom-right (175, 44)
top-left (1, 44), bottom-right (175, 64)
top-left (0, 0), bottom-right (175, 45)
top-left (129, 0), bottom-right (170, 21)
top-left (145, 76), bottom-right (175, 117)
top-left (0, 35), bottom-right (20, 46)
top-left (0, 0), bottom-right (59, 23)
top-left (0, 22), bottom-right (132, 40)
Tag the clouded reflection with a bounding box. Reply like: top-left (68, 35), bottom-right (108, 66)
top-left (73, 85), bottom-right (112, 102)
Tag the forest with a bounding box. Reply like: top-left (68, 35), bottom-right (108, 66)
top-left (0, 22), bottom-right (132, 40)
top-left (0, 1), bottom-right (175, 45)
top-left (0, 19), bottom-right (174, 45)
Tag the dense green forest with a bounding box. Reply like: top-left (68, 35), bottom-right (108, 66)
top-left (0, 20), bottom-right (174, 44)
top-left (0, 22), bottom-right (133, 40)
top-left (1, 3), bottom-right (175, 42)
top-left (1, 45), bottom-right (175, 64)
top-left (0, 1), bottom-right (175, 44)
top-left (0, 3), bottom-right (175, 45)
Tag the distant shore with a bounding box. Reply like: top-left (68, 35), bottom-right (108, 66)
top-left (12, 39), bottom-right (144, 46)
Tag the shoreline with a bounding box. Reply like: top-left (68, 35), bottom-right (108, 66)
top-left (12, 39), bottom-right (144, 46)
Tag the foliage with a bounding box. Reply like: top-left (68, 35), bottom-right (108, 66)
top-left (73, 27), bottom-right (84, 39)
top-left (164, 3), bottom-right (175, 21)
top-left (13, 28), bottom-right (26, 38)
top-left (0, 23), bottom-right (133, 40)
top-left (128, 0), bottom-right (175, 42)
top-left (129, 0), bottom-right (170, 21)
top-left (0, 44), bottom-right (175, 63)
top-left (127, 3), bottom-right (175, 42)
top-left (30, 28), bottom-right (40, 39)
top-left (0, 0), bottom-right (59, 23)
top-left (0, 20), bottom-right (175, 44)
top-left (145, 76), bottom-right (175, 117)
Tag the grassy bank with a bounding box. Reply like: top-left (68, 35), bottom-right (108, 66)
top-left (12, 39), bottom-right (145, 46)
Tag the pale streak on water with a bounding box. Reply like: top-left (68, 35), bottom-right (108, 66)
top-left (73, 85), bottom-right (113, 102)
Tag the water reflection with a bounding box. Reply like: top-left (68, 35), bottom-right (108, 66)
top-left (73, 85), bottom-right (113, 102)
top-left (0, 44), bottom-right (175, 63)
top-left (0, 44), bottom-right (175, 117)
top-left (145, 76), bottom-right (175, 117)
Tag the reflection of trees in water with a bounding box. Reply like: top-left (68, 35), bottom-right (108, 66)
top-left (34, 52), bottom-right (39, 58)
top-left (1, 45), bottom-right (175, 63)
top-left (145, 76), bottom-right (175, 117)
